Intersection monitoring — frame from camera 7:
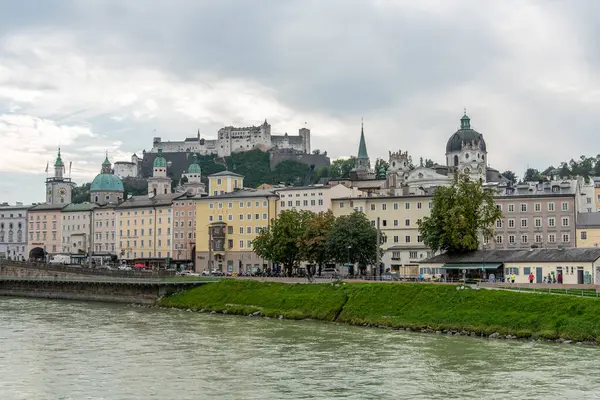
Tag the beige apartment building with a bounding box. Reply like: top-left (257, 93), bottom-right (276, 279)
top-left (61, 203), bottom-right (98, 264)
top-left (27, 203), bottom-right (65, 260)
top-left (331, 194), bottom-right (434, 276)
top-left (275, 184), bottom-right (354, 215)
top-left (172, 194), bottom-right (197, 266)
top-left (92, 204), bottom-right (118, 264)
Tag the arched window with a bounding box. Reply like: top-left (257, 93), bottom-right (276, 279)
top-left (453, 155), bottom-right (459, 166)
top-left (153, 188), bottom-right (157, 196)
top-left (95, 196), bottom-right (99, 203)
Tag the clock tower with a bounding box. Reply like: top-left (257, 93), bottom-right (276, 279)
top-left (46, 148), bottom-right (74, 205)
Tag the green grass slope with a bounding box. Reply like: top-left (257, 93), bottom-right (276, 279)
top-left (159, 281), bottom-right (600, 342)
top-left (159, 280), bottom-right (347, 320)
top-left (338, 283), bottom-right (600, 341)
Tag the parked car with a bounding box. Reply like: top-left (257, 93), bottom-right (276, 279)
top-left (118, 265), bottom-right (132, 271)
top-left (49, 255), bottom-right (71, 265)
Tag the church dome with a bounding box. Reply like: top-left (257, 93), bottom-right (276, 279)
top-left (188, 153), bottom-right (201, 174)
top-left (188, 163), bottom-right (201, 174)
top-left (153, 149), bottom-right (167, 167)
top-left (445, 113), bottom-right (487, 153)
top-left (90, 173), bottom-right (124, 192)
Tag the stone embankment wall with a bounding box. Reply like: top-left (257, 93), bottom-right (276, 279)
top-left (0, 280), bottom-right (161, 304)
top-left (0, 261), bottom-right (175, 279)
top-left (0, 279), bottom-right (206, 305)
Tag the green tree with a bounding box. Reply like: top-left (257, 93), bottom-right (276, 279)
top-left (524, 168), bottom-right (542, 182)
top-left (252, 209), bottom-right (311, 276)
top-left (299, 211), bottom-right (336, 278)
top-left (501, 170), bottom-right (517, 184)
top-left (72, 183), bottom-right (91, 203)
top-left (327, 211), bottom-right (382, 270)
top-left (418, 173), bottom-right (502, 254)
top-left (329, 158), bottom-right (356, 179)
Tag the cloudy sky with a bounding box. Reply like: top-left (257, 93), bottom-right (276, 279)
top-left (1, 0), bottom-right (599, 204)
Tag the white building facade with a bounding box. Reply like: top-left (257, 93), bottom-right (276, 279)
top-left (275, 184), bottom-right (355, 215)
top-left (0, 203), bottom-right (30, 261)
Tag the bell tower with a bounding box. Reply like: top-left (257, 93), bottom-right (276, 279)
top-left (45, 148), bottom-right (74, 204)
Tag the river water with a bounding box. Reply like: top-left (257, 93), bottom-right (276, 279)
top-left (1, 298), bottom-right (600, 400)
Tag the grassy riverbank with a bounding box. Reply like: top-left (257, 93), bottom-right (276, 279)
top-left (158, 280), bottom-right (600, 342)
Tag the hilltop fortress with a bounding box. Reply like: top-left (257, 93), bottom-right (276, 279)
top-left (150, 119), bottom-right (310, 157)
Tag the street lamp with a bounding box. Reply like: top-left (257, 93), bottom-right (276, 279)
top-left (347, 245), bottom-right (352, 276)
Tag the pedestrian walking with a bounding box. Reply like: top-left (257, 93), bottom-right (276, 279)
top-left (528, 272), bottom-right (534, 284)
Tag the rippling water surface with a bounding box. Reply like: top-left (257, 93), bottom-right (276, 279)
top-left (1, 298), bottom-right (600, 399)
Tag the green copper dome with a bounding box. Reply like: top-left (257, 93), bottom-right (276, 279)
top-left (446, 112), bottom-right (487, 154)
top-left (153, 149), bottom-right (167, 168)
top-left (188, 153), bottom-right (201, 174)
top-left (90, 173), bottom-right (124, 192)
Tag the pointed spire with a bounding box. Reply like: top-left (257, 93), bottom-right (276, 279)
top-left (102, 151), bottom-right (111, 165)
top-left (357, 119), bottom-right (369, 159)
top-left (54, 147), bottom-right (64, 167)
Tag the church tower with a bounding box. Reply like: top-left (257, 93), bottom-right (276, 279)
top-left (350, 120), bottom-right (374, 180)
top-left (182, 153), bottom-right (206, 195)
top-left (45, 148), bottom-right (74, 205)
top-left (147, 149), bottom-right (172, 196)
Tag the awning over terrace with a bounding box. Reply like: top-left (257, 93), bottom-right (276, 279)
top-left (441, 263), bottom-right (502, 270)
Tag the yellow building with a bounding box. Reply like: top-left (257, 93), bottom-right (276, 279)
top-left (208, 171), bottom-right (244, 196)
top-left (331, 194), bottom-right (434, 277)
top-left (576, 213), bottom-right (600, 248)
top-left (195, 189), bottom-right (278, 274)
top-left (115, 193), bottom-right (184, 267)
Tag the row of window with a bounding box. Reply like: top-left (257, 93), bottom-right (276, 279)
top-left (30, 222), bottom-right (57, 231)
top-left (174, 220), bottom-right (194, 228)
top-left (119, 209), bottom-right (170, 216)
top-left (0, 222), bottom-right (22, 229)
top-left (0, 213), bottom-right (24, 218)
top-left (94, 220), bottom-right (115, 227)
top-left (94, 244), bottom-right (116, 251)
top-left (0, 233), bottom-right (23, 243)
top-left (62, 214), bottom-right (87, 220)
top-left (208, 213), bottom-right (268, 222)
top-left (497, 201), bottom-right (569, 212)
top-left (281, 199), bottom-right (325, 207)
top-left (29, 232), bottom-right (57, 241)
top-left (30, 215), bottom-right (58, 221)
top-left (392, 251), bottom-right (432, 260)
top-left (339, 201), bottom-right (432, 210)
top-left (63, 224), bottom-right (87, 231)
top-left (372, 218), bottom-right (423, 228)
top-left (120, 217), bottom-right (170, 226)
top-left (209, 200), bottom-right (269, 210)
top-left (174, 210), bottom-right (195, 217)
top-left (120, 239), bottom-right (171, 248)
top-left (488, 233), bottom-right (571, 244)
top-left (279, 192), bottom-right (324, 198)
top-left (120, 228), bottom-right (171, 237)
top-left (388, 235), bottom-right (423, 244)
top-left (174, 232), bottom-right (195, 240)
top-left (505, 266), bottom-right (582, 276)
top-left (496, 216), bottom-right (570, 229)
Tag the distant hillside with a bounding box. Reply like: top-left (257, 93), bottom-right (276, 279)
top-left (72, 150), bottom-right (319, 203)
